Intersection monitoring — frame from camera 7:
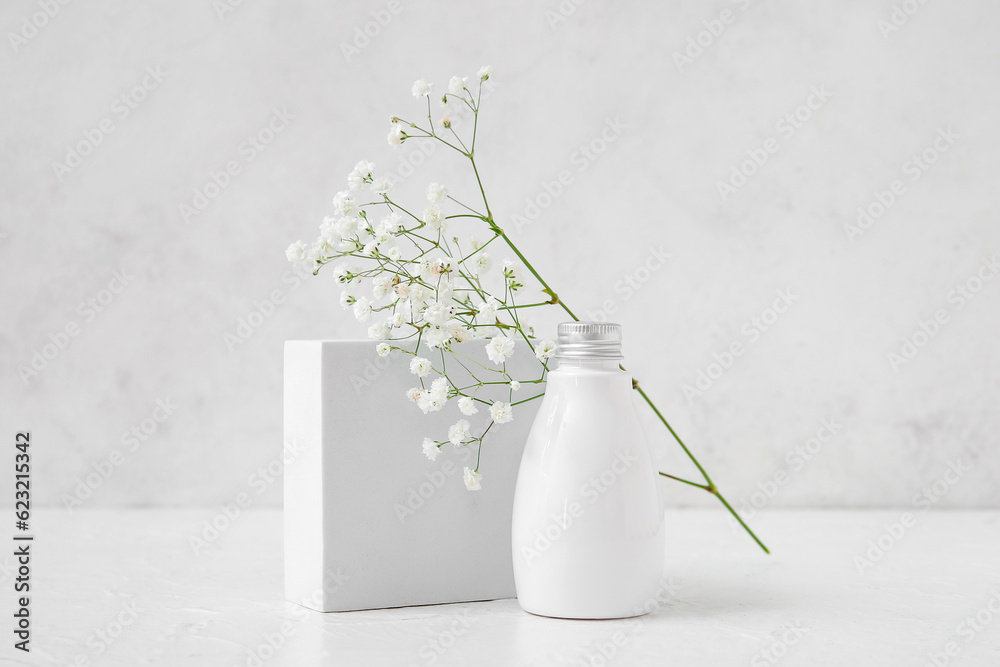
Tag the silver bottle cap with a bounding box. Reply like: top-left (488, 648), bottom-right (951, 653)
top-left (555, 322), bottom-right (623, 360)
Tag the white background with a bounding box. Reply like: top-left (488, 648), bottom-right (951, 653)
top-left (1, 0), bottom-right (997, 513)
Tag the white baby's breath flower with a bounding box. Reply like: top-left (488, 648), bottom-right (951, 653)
top-left (334, 216), bottom-right (359, 238)
top-left (535, 339), bottom-right (557, 363)
top-left (463, 467), bottom-right (482, 491)
top-left (470, 252), bottom-right (491, 275)
top-left (387, 123), bottom-right (405, 147)
top-left (424, 325), bottom-right (452, 348)
top-left (363, 241), bottom-right (379, 257)
top-left (422, 437), bottom-right (441, 461)
top-left (331, 191), bottom-right (358, 217)
top-left (510, 380), bottom-right (520, 391)
top-left (477, 297), bottom-right (501, 322)
top-left (417, 377), bottom-right (450, 413)
top-left (353, 296), bottom-right (372, 322)
top-left (423, 301), bottom-right (454, 326)
top-left (285, 240), bottom-right (308, 263)
top-left (371, 176), bottom-right (392, 195)
top-left (387, 247), bottom-right (402, 261)
top-left (502, 259), bottom-right (524, 291)
top-left (409, 283), bottom-right (429, 304)
top-left (489, 401), bottom-right (513, 424)
top-left (486, 334), bottom-right (515, 365)
top-left (372, 275), bottom-right (393, 299)
top-left (448, 419), bottom-right (471, 445)
top-left (458, 396), bottom-right (479, 416)
top-left (430, 377), bottom-right (449, 398)
top-left (368, 320), bottom-right (390, 341)
top-left (376, 342), bottom-right (392, 357)
top-left (347, 160), bottom-right (374, 190)
top-left (438, 115), bottom-right (452, 129)
top-left (422, 204), bottom-right (446, 231)
top-left (382, 212), bottom-right (404, 232)
top-left (412, 79), bottom-right (433, 98)
top-left (339, 290), bottom-right (355, 309)
top-left (426, 183), bottom-right (448, 203)
top-left (417, 391), bottom-right (446, 414)
top-left (448, 76), bottom-right (467, 95)
top-left (332, 263), bottom-right (351, 284)
top-left (409, 356), bottom-right (432, 377)
top-left (477, 65), bottom-right (493, 80)
top-left (438, 281), bottom-right (454, 305)
top-left (390, 311), bottom-right (406, 328)
top-left (445, 319), bottom-right (472, 343)
top-left (406, 387), bottom-right (422, 403)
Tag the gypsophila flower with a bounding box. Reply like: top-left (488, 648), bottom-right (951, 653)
top-left (372, 177), bottom-right (392, 195)
top-left (446, 320), bottom-right (473, 343)
top-left (477, 65), bottom-right (493, 80)
top-left (423, 325), bottom-right (452, 348)
top-left (458, 396), bottom-right (479, 416)
top-left (285, 241), bottom-right (308, 263)
top-left (510, 381), bottom-right (520, 391)
top-left (409, 357), bottom-right (432, 377)
top-left (409, 283), bottom-right (429, 304)
top-left (347, 160), bottom-right (374, 190)
top-left (471, 252), bottom-right (491, 275)
top-left (353, 296), bottom-right (372, 322)
top-left (376, 342), bottom-right (392, 357)
top-left (476, 296), bottom-right (502, 322)
top-left (489, 401), bottom-right (513, 424)
top-left (390, 312), bottom-right (406, 328)
top-left (438, 116), bottom-right (452, 129)
top-left (332, 264), bottom-right (351, 284)
top-left (382, 212), bottom-right (404, 232)
top-left (463, 467), bottom-right (482, 491)
top-left (368, 321), bottom-right (390, 340)
top-left (416, 377), bottom-right (450, 413)
top-left (486, 334), bottom-right (515, 365)
top-left (448, 76), bottom-right (467, 95)
top-left (363, 241), bottom-right (378, 257)
top-left (422, 204), bottom-right (445, 231)
top-left (448, 419), bottom-right (471, 445)
top-left (406, 387), bottom-right (422, 403)
top-left (535, 339), bottom-right (557, 363)
top-left (422, 437), bottom-right (441, 461)
top-left (502, 259), bottom-right (524, 291)
top-left (412, 79), bottom-right (432, 98)
top-left (339, 291), bottom-right (355, 309)
top-left (332, 191), bottom-right (358, 216)
top-left (388, 123), bottom-right (405, 147)
top-left (372, 275), bottom-right (393, 299)
top-left (422, 301), bottom-right (454, 326)
top-left (334, 216), bottom-right (359, 238)
top-left (387, 247), bottom-right (402, 261)
top-left (427, 183), bottom-right (448, 203)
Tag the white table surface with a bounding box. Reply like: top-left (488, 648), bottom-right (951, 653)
top-left (11, 509), bottom-right (1000, 666)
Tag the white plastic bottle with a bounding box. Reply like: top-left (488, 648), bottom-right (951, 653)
top-left (511, 322), bottom-right (665, 619)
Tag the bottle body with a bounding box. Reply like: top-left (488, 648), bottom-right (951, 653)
top-left (511, 358), bottom-right (665, 619)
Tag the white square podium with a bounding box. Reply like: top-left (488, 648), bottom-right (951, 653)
top-left (283, 340), bottom-right (542, 611)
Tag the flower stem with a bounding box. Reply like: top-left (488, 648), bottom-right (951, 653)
top-left (638, 384), bottom-right (770, 554)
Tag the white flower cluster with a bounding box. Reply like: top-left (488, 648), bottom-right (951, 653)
top-left (286, 66), bottom-right (562, 492)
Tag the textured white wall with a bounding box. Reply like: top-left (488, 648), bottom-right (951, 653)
top-left (1, 0), bottom-right (997, 511)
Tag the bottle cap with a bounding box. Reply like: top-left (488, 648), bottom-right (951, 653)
top-left (555, 322), bottom-right (623, 360)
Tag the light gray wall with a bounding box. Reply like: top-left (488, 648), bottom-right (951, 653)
top-left (1, 0), bottom-right (997, 510)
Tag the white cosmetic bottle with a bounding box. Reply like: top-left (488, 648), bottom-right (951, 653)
top-left (511, 322), bottom-right (665, 619)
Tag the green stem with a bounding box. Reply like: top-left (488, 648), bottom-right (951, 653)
top-left (638, 384), bottom-right (769, 554)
